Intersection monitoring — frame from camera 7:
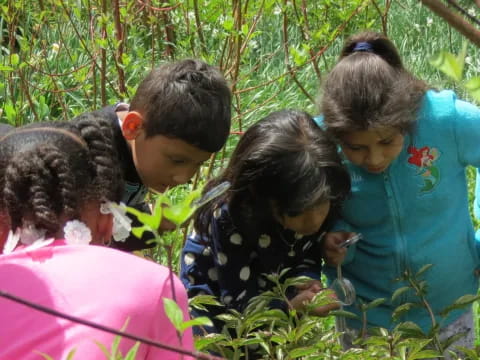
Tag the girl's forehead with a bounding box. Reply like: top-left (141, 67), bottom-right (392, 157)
top-left (341, 127), bottom-right (401, 143)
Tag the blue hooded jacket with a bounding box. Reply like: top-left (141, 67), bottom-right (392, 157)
top-left (315, 90), bottom-right (480, 332)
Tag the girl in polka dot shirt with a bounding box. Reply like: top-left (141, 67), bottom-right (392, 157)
top-left (180, 109), bottom-right (351, 334)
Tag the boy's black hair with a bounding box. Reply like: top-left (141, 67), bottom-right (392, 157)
top-left (320, 31), bottom-right (428, 139)
top-left (194, 109), bottom-right (351, 242)
top-left (130, 59), bottom-right (232, 153)
top-left (0, 117), bottom-right (122, 237)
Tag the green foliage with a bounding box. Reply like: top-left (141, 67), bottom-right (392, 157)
top-left (430, 42), bottom-right (480, 103)
top-left (4, 0), bottom-right (480, 358)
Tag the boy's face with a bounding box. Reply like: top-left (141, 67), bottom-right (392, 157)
top-left (131, 132), bottom-right (212, 193)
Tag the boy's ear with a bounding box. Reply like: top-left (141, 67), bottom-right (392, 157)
top-left (121, 111), bottom-right (144, 140)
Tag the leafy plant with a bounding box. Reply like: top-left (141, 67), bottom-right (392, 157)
top-left (430, 41), bottom-right (480, 103)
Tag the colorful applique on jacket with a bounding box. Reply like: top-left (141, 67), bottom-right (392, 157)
top-left (407, 145), bottom-right (440, 193)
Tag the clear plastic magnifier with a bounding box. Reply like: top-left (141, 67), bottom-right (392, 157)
top-left (338, 233), bottom-right (362, 248)
top-left (330, 268), bottom-right (356, 306)
top-left (330, 233), bottom-right (363, 306)
top-left (191, 181), bottom-right (231, 208)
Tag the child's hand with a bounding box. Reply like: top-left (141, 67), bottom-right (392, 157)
top-left (289, 280), bottom-right (339, 316)
top-left (322, 231), bottom-right (357, 266)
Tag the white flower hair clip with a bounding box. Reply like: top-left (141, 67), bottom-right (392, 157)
top-left (100, 201), bottom-right (132, 243)
top-left (3, 224), bottom-right (53, 255)
top-left (63, 220), bottom-right (92, 245)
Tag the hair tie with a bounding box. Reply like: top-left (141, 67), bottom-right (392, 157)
top-left (352, 42), bottom-right (373, 53)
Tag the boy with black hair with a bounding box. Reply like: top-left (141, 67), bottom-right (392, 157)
top-left (76, 59), bottom-right (232, 251)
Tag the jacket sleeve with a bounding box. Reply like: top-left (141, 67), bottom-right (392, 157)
top-left (453, 97), bottom-right (480, 167)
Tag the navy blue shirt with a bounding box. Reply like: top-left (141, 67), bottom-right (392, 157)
top-left (180, 202), bottom-right (325, 331)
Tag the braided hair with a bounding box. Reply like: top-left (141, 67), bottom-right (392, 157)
top-left (0, 118), bottom-right (123, 238)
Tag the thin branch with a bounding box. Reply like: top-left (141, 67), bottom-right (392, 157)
top-left (113, 0), bottom-right (127, 95)
top-left (445, 0), bottom-right (480, 27)
top-left (419, 0), bottom-right (480, 47)
top-left (282, 0), bottom-right (315, 103)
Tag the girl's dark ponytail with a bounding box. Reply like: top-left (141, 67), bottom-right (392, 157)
top-left (341, 31), bottom-right (404, 70)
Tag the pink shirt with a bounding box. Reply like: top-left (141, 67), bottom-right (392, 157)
top-left (0, 241), bottom-right (194, 359)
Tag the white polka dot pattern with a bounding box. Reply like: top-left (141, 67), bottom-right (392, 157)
top-left (230, 233), bottom-right (242, 245)
top-left (184, 253), bottom-right (195, 266)
top-left (259, 234), bottom-right (271, 248)
top-left (217, 252), bottom-right (228, 265)
top-left (208, 267), bottom-right (218, 281)
top-left (239, 266), bottom-right (250, 281)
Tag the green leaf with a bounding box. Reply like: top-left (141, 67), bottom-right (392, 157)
top-left (65, 349), bottom-right (77, 360)
top-left (124, 206), bottom-right (157, 231)
top-left (429, 51), bottom-right (463, 82)
top-left (180, 316), bottom-right (213, 331)
top-left (288, 347), bottom-right (317, 357)
top-left (35, 352), bottom-right (55, 360)
top-left (441, 331), bottom-right (469, 351)
top-left (131, 225), bottom-right (149, 239)
top-left (163, 298), bottom-right (184, 333)
top-left (189, 294), bottom-right (223, 311)
top-left (439, 294), bottom-right (480, 317)
top-left (124, 342), bottom-right (141, 360)
top-left (10, 53), bottom-right (19, 66)
top-left (392, 286), bottom-right (411, 302)
top-left (162, 187), bottom-right (203, 226)
top-left (0, 65), bottom-right (14, 71)
top-left (395, 321), bottom-right (426, 338)
top-left (392, 302), bottom-right (416, 320)
top-left (223, 18), bottom-right (234, 31)
top-left (365, 297), bottom-right (386, 310)
top-left (465, 77), bottom-right (480, 103)
top-left (415, 264), bottom-right (434, 278)
top-left (407, 350), bottom-right (442, 360)
top-left (329, 309), bottom-right (359, 319)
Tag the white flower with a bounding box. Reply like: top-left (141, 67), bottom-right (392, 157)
top-left (100, 201), bottom-right (132, 243)
top-left (465, 56), bottom-right (472, 65)
top-left (25, 237), bottom-right (54, 251)
top-left (19, 225), bottom-right (46, 245)
top-left (3, 229), bottom-right (20, 255)
top-left (426, 18), bottom-right (433, 26)
top-left (51, 43), bottom-right (60, 54)
top-left (468, 8), bottom-right (476, 17)
top-left (3, 225), bottom-right (52, 254)
top-left (63, 220), bottom-right (92, 245)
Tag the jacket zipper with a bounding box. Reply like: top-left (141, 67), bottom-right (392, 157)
top-left (383, 171), bottom-right (407, 305)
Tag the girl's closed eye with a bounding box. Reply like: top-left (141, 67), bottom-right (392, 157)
top-left (344, 143), bottom-right (363, 151)
top-left (379, 138), bottom-right (393, 145)
top-left (169, 156), bottom-right (186, 165)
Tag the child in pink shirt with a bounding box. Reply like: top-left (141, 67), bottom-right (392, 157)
top-left (0, 117), bottom-right (193, 359)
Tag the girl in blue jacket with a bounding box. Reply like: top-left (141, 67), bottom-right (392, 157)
top-left (180, 109), bottom-right (351, 334)
top-left (317, 31), bottom-right (480, 352)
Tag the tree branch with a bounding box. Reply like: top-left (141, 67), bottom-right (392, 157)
top-left (419, 0), bottom-right (480, 47)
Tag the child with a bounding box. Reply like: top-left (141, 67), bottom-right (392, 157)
top-left (76, 59), bottom-right (232, 251)
top-left (318, 31), bottom-right (480, 352)
top-left (0, 117), bottom-right (194, 359)
top-left (180, 109), bottom-right (351, 334)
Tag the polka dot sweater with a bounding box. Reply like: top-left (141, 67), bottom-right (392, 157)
top-left (180, 203), bottom-right (325, 331)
